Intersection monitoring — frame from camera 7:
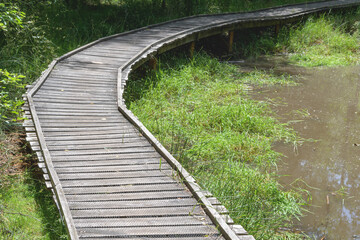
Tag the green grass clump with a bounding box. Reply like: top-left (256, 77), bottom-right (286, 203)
top-left (238, 8), bottom-right (360, 67)
top-left (0, 131), bottom-right (68, 239)
top-left (126, 53), bottom-right (306, 239)
top-left (0, 173), bottom-right (68, 240)
top-left (285, 14), bottom-right (360, 66)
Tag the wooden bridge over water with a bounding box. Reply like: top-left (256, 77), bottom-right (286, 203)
top-left (23, 1), bottom-right (360, 239)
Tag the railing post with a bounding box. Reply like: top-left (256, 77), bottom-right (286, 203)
top-left (149, 55), bottom-right (157, 70)
top-left (228, 31), bottom-right (234, 53)
top-left (275, 24), bottom-right (280, 35)
top-left (189, 41), bottom-right (196, 58)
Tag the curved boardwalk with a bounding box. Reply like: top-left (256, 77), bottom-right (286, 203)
top-left (23, 1), bottom-right (360, 239)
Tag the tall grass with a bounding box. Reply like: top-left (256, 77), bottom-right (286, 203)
top-left (236, 7), bottom-right (360, 66)
top-left (285, 12), bottom-right (360, 66)
top-left (126, 52), bottom-right (307, 239)
top-left (0, 131), bottom-right (68, 239)
top-left (0, 173), bottom-right (68, 239)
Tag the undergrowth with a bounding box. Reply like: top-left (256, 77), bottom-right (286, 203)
top-left (126, 52), bottom-right (307, 239)
top-left (0, 173), bottom-right (68, 240)
top-left (237, 7), bottom-right (360, 66)
top-left (0, 131), bottom-right (68, 239)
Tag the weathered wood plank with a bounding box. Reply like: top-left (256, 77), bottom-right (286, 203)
top-left (66, 189), bottom-right (191, 201)
top-left (42, 133), bottom-right (142, 142)
top-left (71, 205), bottom-right (205, 218)
top-left (77, 225), bottom-right (219, 238)
top-left (80, 237), bottom-right (224, 240)
top-left (48, 141), bottom-right (150, 151)
top-left (74, 216), bottom-right (213, 227)
top-left (68, 197), bottom-right (197, 209)
top-left (64, 182), bottom-right (185, 195)
top-left (61, 176), bottom-right (180, 187)
top-left (45, 136), bottom-right (145, 146)
top-left (51, 152), bottom-right (160, 162)
top-left (55, 164), bottom-right (170, 173)
top-left (52, 158), bottom-right (160, 168)
top-left (58, 169), bottom-right (173, 180)
top-left (49, 146), bottom-right (155, 156)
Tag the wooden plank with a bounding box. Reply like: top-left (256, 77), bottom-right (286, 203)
top-left (49, 146), bottom-right (155, 156)
top-left (66, 189), bottom-right (191, 202)
top-left (51, 152), bottom-right (159, 162)
top-left (40, 126), bottom-right (135, 133)
top-left (40, 82), bottom-right (116, 90)
top-left (36, 115), bottom-right (123, 121)
top-left (58, 168), bottom-right (172, 179)
top-left (43, 133), bottom-right (142, 141)
top-left (35, 86), bottom-right (116, 94)
top-left (35, 119), bottom-right (129, 125)
top-left (71, 205), bottom-right (205, 218)
top-left (34, 111), bottom-right (121, 117)
top-left (77, 225), bottom-right (219, 238)
top-left (52, 158), bottom-right (160, 168)
top-left (60, 176), bottom-right (179, 187)
top-left (33, 93), bottom-right (116, 101)
top-left (80, 237), bottom-right (224, 240)
top-left (44, 74), bottom-right (115, 82)
top-left (231, 225), bottom-right (248, 235)
top-left (48, 141), bottom-right (151, 151)
top-left (53, 64), bottom-right (117, 73)
top-left (41, 82), bottom-right (116, 91)
top-left (45, 136), bottom-right (145, 146)
top-left (42, 77), bottom-right (116, 85)
top-left (66, 54), bottom-right (134, 63)
top-left (68, 197), bottom-right (197, 209)
top-left (63, 182), bottom-right (186, 195)
top-left (74, 216), bottom-right (212, 227)
top-left (55, 164), bottom-right (170, 173)
top-left (31, 122), bottom-right (131, 128)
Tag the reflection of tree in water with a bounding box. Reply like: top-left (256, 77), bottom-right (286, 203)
top-left (252, 63), bottom-right (360, 239)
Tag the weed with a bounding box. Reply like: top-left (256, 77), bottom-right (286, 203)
top-left (0, 130), bottom-right (68, 239)
top-left (237, 8), bottom-right (360, 67)
top-left (126, 52), bottom-right (306, 239)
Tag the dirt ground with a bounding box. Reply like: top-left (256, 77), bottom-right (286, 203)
top-left (0, 130), bottom-right (35, 178)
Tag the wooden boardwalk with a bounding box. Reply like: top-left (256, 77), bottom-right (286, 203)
top-left (23, 1), bottom-right (360, 239)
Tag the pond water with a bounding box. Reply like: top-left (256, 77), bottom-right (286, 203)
top-left (236, 58), bottom-right (360, 240)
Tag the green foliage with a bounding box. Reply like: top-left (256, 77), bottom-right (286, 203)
top-left (0, 69), bottom-right (25, 129)
top-left (0, 3), bottom-right (25, 32)
top-left (126, 53), bottom-right (306, 239)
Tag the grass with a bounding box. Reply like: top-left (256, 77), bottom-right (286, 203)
top-left (0, 174), bottom-right (68, 239)
top-left (126, 52), bottom-right (307, 239)
top-left (236, 7), bottom-right (360, 67)
top-left (0, 130), bottom-right (68, 239)
top-left (285, 13), bottom-right (360, 67)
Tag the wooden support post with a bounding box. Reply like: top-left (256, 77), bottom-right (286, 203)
top-left (149, 56), bottom-right (157, 70)
top-left (189, 41), bottom-right (195, 58)
top-left (228, 31), bottom-right (234, 53)
top-left (275, 24), bottom-right (280, 35)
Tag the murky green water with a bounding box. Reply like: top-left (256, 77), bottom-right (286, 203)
top-left (238, 58), bottom-right (360, 240)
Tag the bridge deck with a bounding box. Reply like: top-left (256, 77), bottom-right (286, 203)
top-left (23, 1), bottom-right (360, 239)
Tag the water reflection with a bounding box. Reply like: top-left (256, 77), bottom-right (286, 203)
top-left (242, 58), bottom-right (360, 239)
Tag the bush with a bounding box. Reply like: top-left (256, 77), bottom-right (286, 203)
top-left (0, 69), bottom-right (25, 129)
